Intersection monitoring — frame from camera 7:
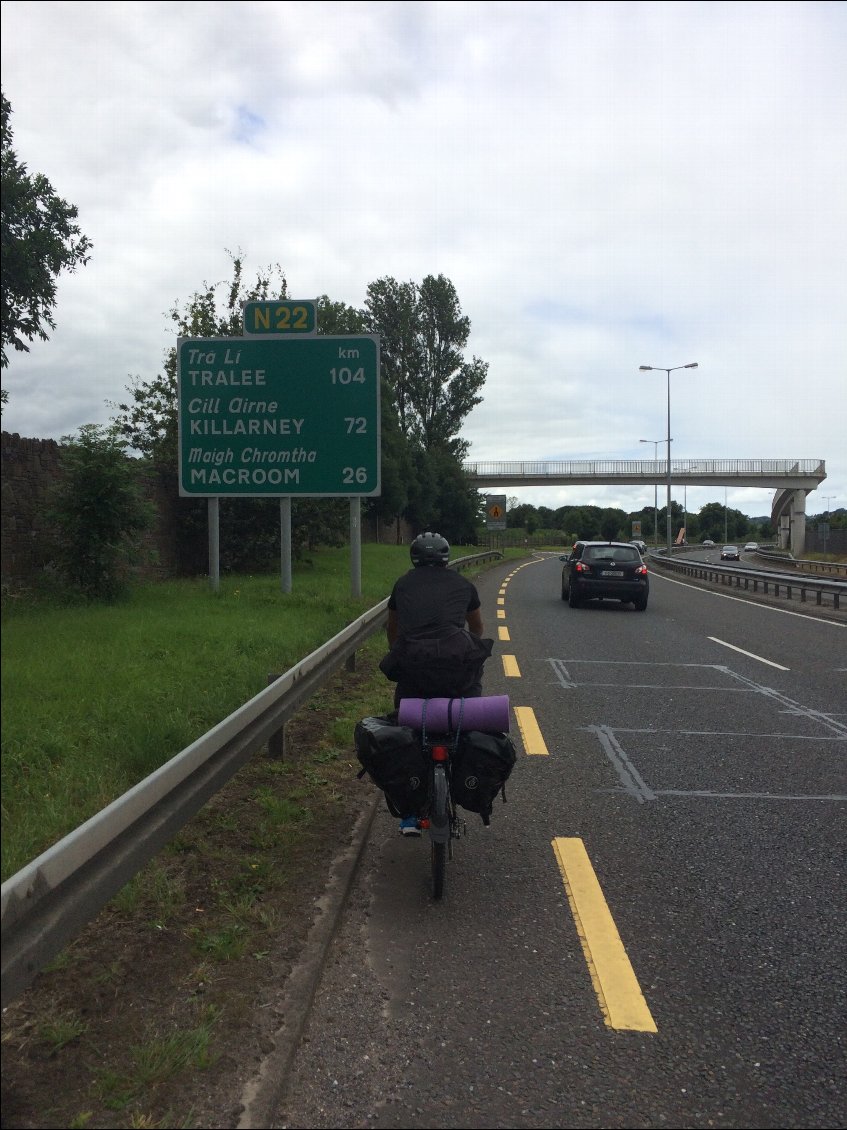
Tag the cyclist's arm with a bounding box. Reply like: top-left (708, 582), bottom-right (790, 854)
top-left (466, 607), bottom-right (483, 636)
top-left (387, 608), bottom-right (399, 646)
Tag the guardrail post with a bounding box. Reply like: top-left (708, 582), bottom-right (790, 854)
top-left (267, 673), bottom-right (285, 759)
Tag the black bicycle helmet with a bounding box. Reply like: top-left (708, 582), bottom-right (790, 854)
top-left (410, 531), bottom-right (450, 567)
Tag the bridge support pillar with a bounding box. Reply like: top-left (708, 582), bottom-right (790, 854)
top-left (778, 490), bottom-right (807, 557)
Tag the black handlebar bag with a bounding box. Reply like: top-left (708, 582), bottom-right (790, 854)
top-left (379, 627), bottom-right (494, 698)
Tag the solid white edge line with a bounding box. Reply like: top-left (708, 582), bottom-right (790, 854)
top-left (652, 570), bottom-right (846, 627)
top-left (707, 636), bottom-right (790, 670)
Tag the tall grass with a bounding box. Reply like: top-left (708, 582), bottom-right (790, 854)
top-left (1, 544), bottom-right (503, 880)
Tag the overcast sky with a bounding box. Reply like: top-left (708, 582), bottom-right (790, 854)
top-left (2, 1), bottom-right (845, 520)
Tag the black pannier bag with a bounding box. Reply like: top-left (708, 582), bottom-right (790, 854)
top-left (354, 716), bottom-right (429, 817)
top-left (450, 730), bottom-right (517, 824)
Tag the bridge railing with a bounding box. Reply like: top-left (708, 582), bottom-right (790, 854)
top-left (463, 458), bottom-right (825, 477)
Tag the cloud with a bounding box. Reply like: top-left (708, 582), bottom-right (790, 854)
top-left (1, 0), bottom-right (845, 519)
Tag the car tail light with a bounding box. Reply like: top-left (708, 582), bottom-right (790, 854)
top-left (575, 561), bottom-right (590, 574)
top-left (635, 564), bottom-right (648, 576)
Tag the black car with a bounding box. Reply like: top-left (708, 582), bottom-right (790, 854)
top-left (720, 545), bottom-right (740, 561)
top-left (560, 540), bottom-right (649, 610)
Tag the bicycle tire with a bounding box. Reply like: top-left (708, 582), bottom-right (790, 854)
top-left (430, 764), bottom-right (449, 899)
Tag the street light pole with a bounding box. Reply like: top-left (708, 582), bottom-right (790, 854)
top-left (639, 362), bottom-right (699, 555)
top-left (639, 438), bottom-right (662, 546)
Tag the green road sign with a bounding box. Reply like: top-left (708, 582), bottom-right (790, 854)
top-left (177, 335), bottom-right (380, 497)
top-left (242, 299), bottom-right (317, 335)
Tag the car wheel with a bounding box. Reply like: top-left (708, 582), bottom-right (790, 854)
top-left (561, 582), bottom-right (569, 601)
top-left (568, 586), bottom-right (581, 608)
top-left (633, 596), bottom-right (648, 611)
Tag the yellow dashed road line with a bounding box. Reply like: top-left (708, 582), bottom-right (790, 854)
top-left (552, 837), bottom-right (657, 1033)
top-left (496, 563), bottom-right (653, 1032)
top-left (513, 706), bottom-right (548, 755)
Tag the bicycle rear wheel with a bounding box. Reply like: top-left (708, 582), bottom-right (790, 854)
top-left (430, 764), bottom-right (449, 899)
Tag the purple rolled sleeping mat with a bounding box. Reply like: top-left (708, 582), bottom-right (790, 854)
top-left (397, 695), bottom-right (510, 734)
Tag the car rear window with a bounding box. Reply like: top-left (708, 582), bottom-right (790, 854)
top-left (584, 546), bottom-right (639, 563)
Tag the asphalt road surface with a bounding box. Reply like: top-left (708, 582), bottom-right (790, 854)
top-left (270, 552), bottom-right (846, 1130)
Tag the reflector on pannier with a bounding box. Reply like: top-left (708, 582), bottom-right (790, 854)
top-left (450, 730), bottom-right (517, 824)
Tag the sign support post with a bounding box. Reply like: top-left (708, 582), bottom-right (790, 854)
top-left (350, 498), bottom-right (361, 599)
top-left (208, 498), bottom-right (220, 592)
top-left (280, 498), bottom-right (292, 594)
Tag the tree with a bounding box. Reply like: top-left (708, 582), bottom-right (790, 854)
top-left (506, 502), bottom-right (538, 529)
top-left (46, 424), bottom-right (154, 599)
top-left (600, 508), bottom-right (627, 541)
top-left (696, 500), bottom-right (749, 542)
top-left (0, 91), bottom-right (92, 388)
top-left (403, 446), bottom-right (481, 545)
top-left (112, 251), bottom-right (288, 467)
top-left (364, 274), bottom-right (487, 456)
top-left (554, 504), bottom-right (604, 540)
top-left (362, 277), bottom-right (420, 440)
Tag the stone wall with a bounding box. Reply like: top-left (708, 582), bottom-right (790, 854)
top-left (1, 432), bottom-right (65, 586)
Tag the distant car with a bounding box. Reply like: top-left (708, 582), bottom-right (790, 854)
top-left (744, 542), bottom-right (759, 552)
top-left (560, 540), bottom-right (649, 610)
top-left (630, 539), bottom-right (647, 555)
top-left (702, 539), bottom-right (715, 547)
top-left (721, 545), bottom-right (740, 561)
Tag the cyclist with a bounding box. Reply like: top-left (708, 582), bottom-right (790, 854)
top-left (381, 531), bottom-right (492, 836)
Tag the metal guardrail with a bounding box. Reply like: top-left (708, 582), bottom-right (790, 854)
top-left (650, 553), bottom-right (845, 611)
top-left (752, 549), bottom-right (847, 578)
top-left (0, 551), bottom-right (502, 1007)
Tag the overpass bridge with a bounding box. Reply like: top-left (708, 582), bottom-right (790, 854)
top-left (462, 458), bottom-right (827, 556)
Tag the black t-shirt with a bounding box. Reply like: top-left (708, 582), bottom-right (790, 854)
top-left (388, 566), bottom-right (481, 637)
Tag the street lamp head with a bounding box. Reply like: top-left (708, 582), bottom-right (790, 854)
top-left (639, 362), bottom-right (698, 372)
